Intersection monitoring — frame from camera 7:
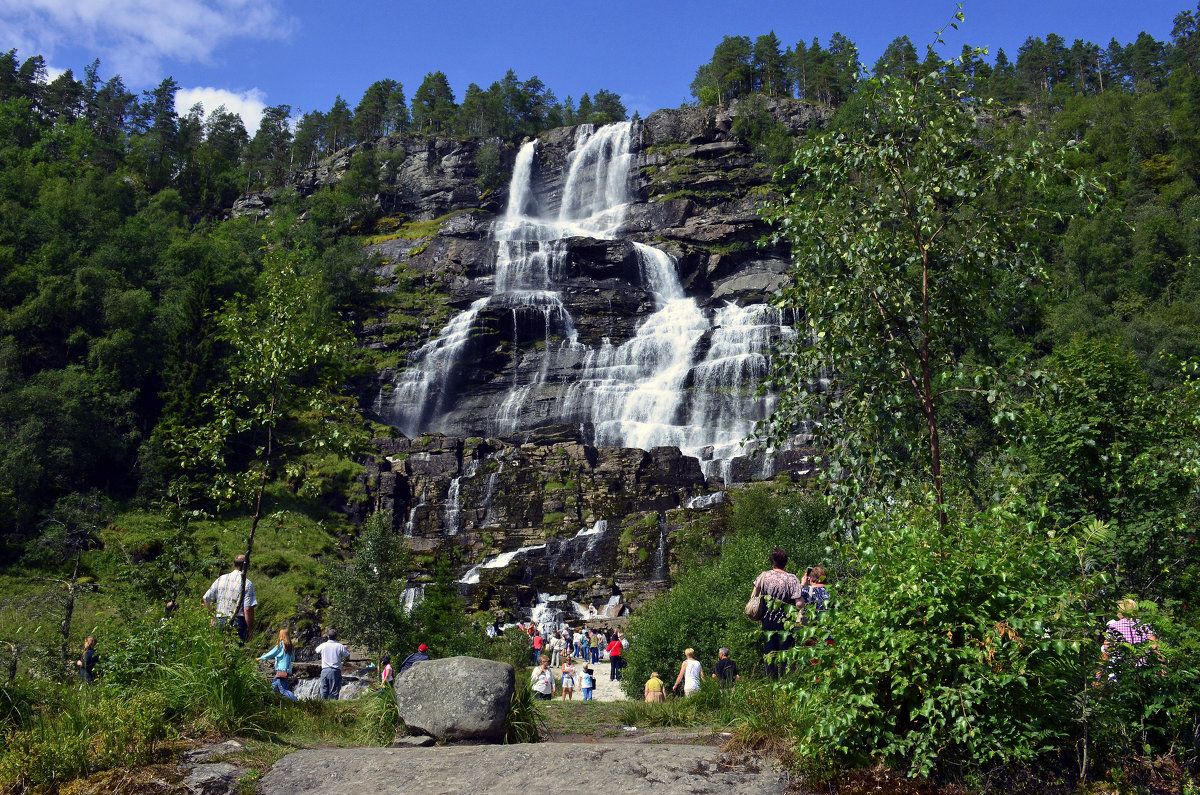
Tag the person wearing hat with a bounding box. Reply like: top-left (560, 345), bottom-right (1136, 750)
top-left (399, 643), bottom-right (431, 674)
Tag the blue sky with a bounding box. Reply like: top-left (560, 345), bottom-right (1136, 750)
top-left (1, 0), bottom-right (1190, 132)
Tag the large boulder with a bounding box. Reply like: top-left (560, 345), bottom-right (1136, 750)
top-left (393, 656), bottom-right (514, 742)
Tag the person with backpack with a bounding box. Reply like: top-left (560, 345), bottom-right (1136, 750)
top-left (801, 565), bottom-right (832, 643)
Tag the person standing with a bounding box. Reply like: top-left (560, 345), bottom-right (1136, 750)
top-left (712, 647), bottom-right (739, 686)
top-left (589, 630), bottom-right (601, 664)
top-left (202, 554), bottom-right (257, 644)
top-left (315, 629), bottom-right (349, 700)
top-left (399, 643), bottom-right (431, 674)
top-left (560, 654), bottom-right (576, 700)
top-left (1102, 598), bottom-right (1158, 676)
top-left (531, 657), bottom-right (556, 700)
top-left (531, 631), bottom-right (544, 666)
top-left (672, 648), bottom-right (703, 696)
top-left (605, 634), bottom-right (624, 681)
top-left (76, 636), bottom-right (99, 685)
top-left (380, 655), bottom-right (394, 685)
top-left (753, 548), bottom-right (805, 678)
top-left (259, 629), bottom-right (297, 702)
top-left (550, 632), bottom-right (565, 667)
top-left (644, 671), bottom-right (666, 702)
top-left (580, 666), bottom-right (596, 702)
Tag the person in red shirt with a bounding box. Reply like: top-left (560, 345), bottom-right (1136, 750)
top-left (606, 633), bottom-right (625, 681)
top-left (531, 631), bottom-right (544, 665)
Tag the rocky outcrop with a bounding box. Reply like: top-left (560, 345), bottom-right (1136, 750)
top-left (258, 744), bottom-right (787, 795)
top-left (230, 135), bottom-right (517, 222)
top-left (393, 657), bottom-right (514, 742)
top-left (333, 103), bottom-right (827, 622)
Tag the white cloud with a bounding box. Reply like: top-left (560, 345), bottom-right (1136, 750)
top-left (176, 85), bottom-right (266, 132)
top-left (0, 0), bottom-right (293, 85)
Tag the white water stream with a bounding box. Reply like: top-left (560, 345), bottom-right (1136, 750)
top-left (382, 121), bottom-right (791, 482)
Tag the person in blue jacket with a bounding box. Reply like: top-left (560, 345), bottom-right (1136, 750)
top-left (259, 628), bottom-right (297, 702)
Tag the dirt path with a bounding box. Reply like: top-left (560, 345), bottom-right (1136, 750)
top-left (540, 658), bottom-right (627, 702)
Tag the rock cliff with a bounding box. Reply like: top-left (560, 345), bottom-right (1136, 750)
top-left (260, 100), bottom-right (829, 624)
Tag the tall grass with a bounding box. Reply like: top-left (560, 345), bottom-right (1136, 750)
top-left (616, 677), bottom-right (805, 754)
top-left (503, 673), bottom-right (544, 744)
top-left (0, 606), bottom-right (272, 791)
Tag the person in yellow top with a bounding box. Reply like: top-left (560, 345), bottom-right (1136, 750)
top-left (644, 671), bottom-right (666, 702)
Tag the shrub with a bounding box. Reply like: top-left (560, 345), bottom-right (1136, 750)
top-left (784, 502), bottom-right (1113, 780)
top-left (503, 672), bottom-right (544, 743)
top-left (0, 686), bottom-right (170, 792)
top-left (101, 605), bottom-right (272, 735)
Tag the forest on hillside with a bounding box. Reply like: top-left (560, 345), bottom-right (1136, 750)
top-left (2, 3), bottom-right (1200, 790)
top-left (2, 8), bottom-right (1198, 536)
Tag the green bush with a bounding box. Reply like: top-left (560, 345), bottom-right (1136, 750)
top-left (0, 686), bottom-right (170, 792)
top-left (621, 486), bottom-right (829, 699)
top-left (1087, 600), bottom-right (1200, 771)
top-left (784, 503), bottom-right (1115, 780)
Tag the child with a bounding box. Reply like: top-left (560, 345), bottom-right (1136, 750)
top-left (581, 666), bottom-right (595, 702)
top-left (560, 654), bottom-right (576, 700)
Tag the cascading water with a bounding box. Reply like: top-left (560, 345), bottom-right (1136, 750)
top-left (381, 121), bottom-right (792, 482)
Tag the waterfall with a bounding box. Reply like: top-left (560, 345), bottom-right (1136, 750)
top-left (653, 512), bottom-right (668, 581)
top-left (686, 491), bottom-right (727, 510)
top-left (402, 585), bottom-right (424, 614)
top-left (381, 120), bottom-right (791, 480)
top-left (442, 458), bottom-right (478, 536)
top-left (479, 462), bottom-right (505, 527)
top-left (457, 543), bottom-right (548, 585)
top-left (403, 485), bottom-right (426, 537)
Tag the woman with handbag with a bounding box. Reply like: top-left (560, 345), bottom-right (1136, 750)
top-left (259, 628), bottom-right (298, 702)
top-left (750, 548), bottom-right (805, 679)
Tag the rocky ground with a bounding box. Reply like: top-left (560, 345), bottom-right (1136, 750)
top-left (257, 743), bottom-right (788, 794)
top-left (254, 659), bottom-right (795, 794)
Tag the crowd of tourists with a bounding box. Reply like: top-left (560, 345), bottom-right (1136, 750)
top-left (523, 621), bottom-right (630, 700)
top-left (88, 551), bottom-right (1152, 707)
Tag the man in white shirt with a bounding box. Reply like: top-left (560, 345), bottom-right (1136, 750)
top-left (315, 629), bottom-right (350, 699)
top-left (202, 554), bottom-right (256, 643)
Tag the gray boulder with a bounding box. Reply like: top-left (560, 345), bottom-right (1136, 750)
top-left (393, 656), bottom-right (514, 742)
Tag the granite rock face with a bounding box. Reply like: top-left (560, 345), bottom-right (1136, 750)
top-left (392, 656), bottom-right (514, 742)
top-left (257, 744), bottom-right (786, 795)
top-left (248, 102), bottom-right (828, 623)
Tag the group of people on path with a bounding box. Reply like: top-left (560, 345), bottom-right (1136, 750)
top-left (531, 651), bottom-right (599, 701)
top-left (521, 623), bottom-right (627, 676)
top-left (639, 646), bottom-right (738, 701)
top-left (526, 620), bottom-right (625, 701)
